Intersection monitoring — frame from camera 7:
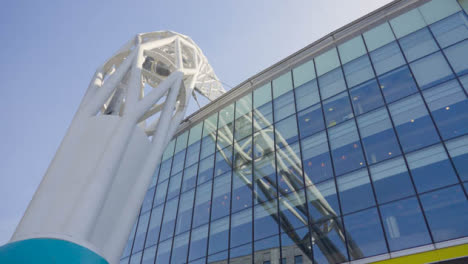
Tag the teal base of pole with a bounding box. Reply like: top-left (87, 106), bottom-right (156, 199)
top-left (0, 238), bottom-right (109, 264)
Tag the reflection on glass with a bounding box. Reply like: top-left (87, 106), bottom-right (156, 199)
top-left (307, 179), bottom-right (340, 224)
top-left (279, 191), bottom-right (308, 232)
top-left (369, 157), bottom-right (414, 204)
top-left (430, 12), bottom-right (468, 48)
top-left (171, 232), bottom-right (189, 264)
top-left (198, 155), bottom-right (214, 185)
top-left (344, 208), bottom-right (387, 259)
top-left (380, 197), bottom-right (431, 252)
top-left (274, 90), bottom-right (296, 122)
top-left (230, 209), bottom-right (253, 248)
top-left (155, 238), bottom-right (172, 264)
top-left (328, 121), bottom-right (366, 176)
top-left (295, 79), bottom-right (320, 111)
top-left (232, 167), bottom-right (253, 212)
top-left (357, 108), bottom-right (401, 164)
top-left (311, 218), bottom-right (349, 263)
top-left (370, 41), bottom-right (405, 75)
top-left (215, 147), bottom-right (232, 177)
top-left (132, 212), bottom-right (150, 253)
top-left (410, 52), bottom-right (454, 90)
top-left (192, 181), bottom-right (212, 228)
top-left (208, 217), bottom-right (230, 255)
top-left (233, 137), bottom-right (252, 169)
top-left (444, 40), bottom-right (468, 76)
top-left (420, 185), bottom-right (468, 242)
top-left (277, 143), bottom-right (304, 194)
top-left (129, 252), bottom-right (142, 264)
top-left (337, 169), bottom-right (375, 214)
top-left (159, 198), bottom-right (178, 241)
top-left (422, 79), bottom-right (468, 140)
top-left (254, 127), bottom-right (275, 159)
top-left (217, 104), bottom-right (235, 149)
top-left (281, 227), bottom-right (313, 264)
top-left (207, 250), bottom-right (228, 264)
top-left (235, 114), bottom-right (252, 141)
top-left (318, 67), bottom-right (347, 100)
top-left (159, 158), bottom-right (172, 182)
top-left (254, 235), bottom-right (280, 264)
top-left (254, 200), bottom-right (279, 240)
top-left (343, 55), bottom-right (374, 88)
top-left (230, 243), bottom-right (252, 264)
top-left (141, 187), bottom-right (155, 213)
top-left (167, 171), bottom-right (182, 200)
top-left (145, 205), bottom-right (163, 248)
top-left (188, 224), bottom-right (209, 261)
top-left (171, 149), bottom-right (186, 176)
top-left (406, 144), bottom-right (458, 193)
top-left (141, 246), bottom-right (156, 264)
top-left (399, 27), bottom-right (438, 62)
top-left (185, 141), bottom-right (201, 168)
top-left (211, 172), bottom-right (231, 220)
top-left (254, 153), bottom-right (277, 204)
top-left (275, 114), bottom-right (299, 148)
top-left (297, 104), bottom-right (324, 139)
top-left (182, 164), bottom-right (198, 192)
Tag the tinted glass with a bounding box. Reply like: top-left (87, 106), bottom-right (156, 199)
top-left (295, 79), bottom-right (320, 111)
top-left (370, 41), bottom-right (405, 75)
top-left (445, 135), bottom-right (468, 181)
top-left (274, 90), bottom-right (296, 122)
top-left (430, 12), bottom-right (468, 48)
top-left (377, 66), bottom-right (418, 103)
top-left (188, 224), bottom-right (209, 261)
top-left (444, 39), bottom-right (468, 76)
top-left (343, 55), bottom-right (374, 88)
top-left (297, 104), bottom-right (324, 138)
top-left (349, 79), bottom-right (384, 116)
top-left (323, 92), bottom-right (353, 128)
top-left (301, 132), bottom-right (333, 184)
top-left (318, 67), bottom-right (347, 100)
top-left (410, 52), bottom-right (454, 90)
top-left (306, 179), bottom-right (341, 223)
top-left (337, 169), bottom-right (375, 214)
top-left (192, 181), bottom-right (212, 227)
top-left (399, 27), bottom-right (439, 62)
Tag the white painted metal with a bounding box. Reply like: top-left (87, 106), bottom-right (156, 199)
top-left (11, 31), bottom-right (224, 264)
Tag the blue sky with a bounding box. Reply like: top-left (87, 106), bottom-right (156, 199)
top-left (0, 0), bottom-right (392, 245)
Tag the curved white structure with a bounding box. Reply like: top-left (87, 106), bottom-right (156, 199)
top-left (10, 31), bottom-right (224, 264)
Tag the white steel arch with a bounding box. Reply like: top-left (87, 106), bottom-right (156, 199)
top-left (11, 31), bottom-right (224, 264)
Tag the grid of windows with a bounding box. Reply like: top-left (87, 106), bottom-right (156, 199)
top-left (122, 1), bottom-right (468, 264)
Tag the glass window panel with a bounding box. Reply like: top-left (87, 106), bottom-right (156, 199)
top-left (338, 35), bottom-right (367, 65)
top-left (318, 67), bottom-right (347, 100)
top-left (198, 154), bottom-right (215, 185)
top-left (171, 149), bottom-right (186, 176)
top-left (391, 9), bottom-right (427, 38)
top-left (274, 90), bottom-right (296, 122)
top-left (218, 104), bottom-right (235, 149)
top-left (175, 189), bottom-right (195, 235)
top-left (218, 103), bottom-right (235, 128)
top-left (445, 39), bottom-right (468, 76)
top-left (380, 197), bottom-right (431, 252)
top-left (279, 190), bottom-right (308, 231)
top-left (129, 252), bottom-right (142, 264)
top-left (369, 157), bottom-right (415, 204)
top-left (189, 224), bottom-right (209, 261)
top-left (306, 179), bottom-right (340, 223)
top-left (232, 167), bottom-right (253, 212)
top-left (389, 94), bottom-right (440, 152)
top-left (406, 144), bottom-right (459, 193)
top-left (182, 164), bottom-right (198, 192)
top-left (253, 126), bottom-right (275, 159)
top-left (200, 134), bottom-right (216, 160)
top-left (423, 79), bottom-right (468, 139)
top-left (280, 227), bottom-right (313, 264)
top-left (311, 218), bottom-right (348, 263)
top-left (378, 65), bottom-right (418, 103)
top-left (277, 143), bottom-right (304, 194)
top-left (209, 217), bottom-right (230, 254)
top-left (315, 48), bottom-right (341, 76)
top-left (254, 83), bottom-right (272, 108)
top-left (301, 132), bottom-right (333, 184)
top-left (188, 258), bottom-right (206, 264)
top-left (419, 0), bottom-right (461, 25)
top-left (235, 113), bottom-right (252, 141)
top-left (293, 60), bottom-right (316, 87)
top-left (155, 238), bottom-right (172, 264)
top-left (275, 115), bottom-right (299, 148)
top-left (357, 108), bottom-right (401, 164)
top-left (273, 72), bottom-right (293, 99)
top-left (162, 140), bottom-right (175, 161)
top-left (236, 93), bottom-right (252, 117)
top-left (370, 42), bottom-right (406, 76)
top-left (214, 147), bottom-right (232, 177)
top-left (344, 208), bottom-right (388, 259)
top-left (323, 92), bottom-right (353, 128)
top-left (399, 27), bottom-right (439, 62)
top-left (171, 232), bottom-right (190, 264)
top-left (133, 212), bottom-right (150, 253)
top-left (188, 122), bottom-right (203, 146)
top-left (207, 250), bottom-right (228, 264)
top-left (446, 135), bottom-right (468, 181)
top-left (343, 55), bottom-right (375, 88)
top-left (254, 235), bottom-right (280, 263)
top-left (167, 171), bottom-right (182, 200)
top-left (141, 246), bottom-right (156, 264)
top-left (254, 200), bottom-right (279, 240)
top-left (150, 164), bottom-right (160, 188)
top-left (350, 79), bottom-right (384, 115)
top-left (175, 131), bottom-right (189, 154)
top-left (153, 180), bottom-right (168, 207)
top-left (121, 257), bottom-right (129, 264)
top-left (185, 141), bottom-right (201, 168)
top-left (461, 74), bottom-right (468, 94)
top-left (230, 209), bottom-right (253, 247)
top-left (123, 222), bottom-right (137, 258)
top-left (420, 185), bottom-right (468, 242)
top-left (145, 205), bottom-right (163, 248)
top-left (141, 187), bottom-right (155, 213)
top-left (230, 243), bottom-right (252, 264)
top-left (411, 51), bottom-right (454, 90)
top-left (211, 172), bottom-right (231, 220)
top-left (192, 181), bottom-right (212, 228)
top-left (337, 169), bottom-right (375, 214)
top-left (297, 104), bottom-right (324, 139)
top-left (159, 198), bottom-right (178, 241)
top-left (430, 12), bottom-right (468, 48)
top-left (294, 79), bottom-right (320, 111)
top-left (233, 137), bottom-right (252, 169)
top-left (159, 159), bottom-right (172, 182)
top-left (363, 22), bottom-right (396, 51)
top-left (253, 102), bottom-right (274, 132)
top-left (254, 152), bottom-right (277, 204)
top-left (461, 0), bottom-right (468, 11)
top-left (329, 121), bottom-right (366, 175)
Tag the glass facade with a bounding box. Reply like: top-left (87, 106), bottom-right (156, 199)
top-left (121, 1), bottom-right (468, 263)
